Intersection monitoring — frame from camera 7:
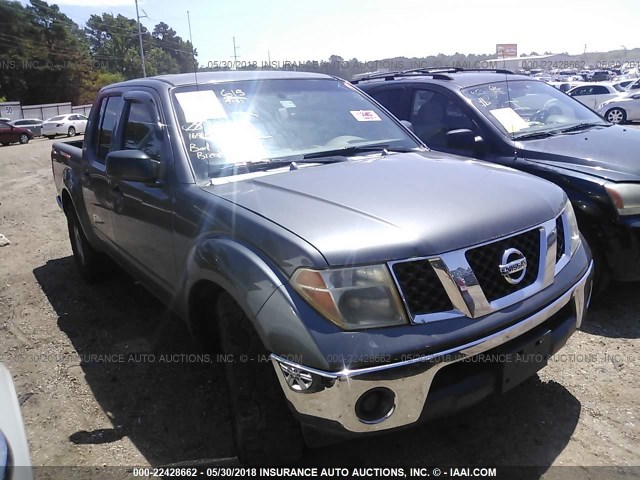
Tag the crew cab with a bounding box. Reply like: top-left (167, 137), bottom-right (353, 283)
top-left (357, 68), bottom-right (640, 291)
top-left (51, 71), bottom-right (592, 464)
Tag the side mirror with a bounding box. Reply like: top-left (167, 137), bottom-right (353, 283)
top-left (399, 120), bottom-right (414, 132)
top-left (446, 129), bottom-right (484, 154)
top-left (106, 150), bottom-right (160, 183)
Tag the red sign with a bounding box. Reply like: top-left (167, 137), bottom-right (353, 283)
top-left (496, 44), bottom-right (518, 58)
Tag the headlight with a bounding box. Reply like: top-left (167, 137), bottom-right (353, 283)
top-left (605, 183), bottom-right (640, 216)
top-left (291, 264), bottom-right (408, 330)
top-left (564, 200), bottom-right (582, 256)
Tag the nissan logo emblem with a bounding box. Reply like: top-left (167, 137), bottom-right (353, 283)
top-left (499, 248), bottom-right (528, 285)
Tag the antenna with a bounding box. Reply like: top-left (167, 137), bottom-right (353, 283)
top-left (232, 36), bottom-right (240, 70)
top-left (135, 0), bottom-right (147, 77)
top-left (187, 10), bottom-right (199, 88)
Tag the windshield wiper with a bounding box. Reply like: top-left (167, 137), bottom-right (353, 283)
top-left (208, 156), bottom-right (346, 177)
top-left (556, 122), bottom-right (608, 133)
top-left (512, 130), bottom-right (559, 140)
top-left (303, 144), bottom-right (415, 159)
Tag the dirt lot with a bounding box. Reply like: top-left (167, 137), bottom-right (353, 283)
top-left (0, 137), bottom-right (638, 473)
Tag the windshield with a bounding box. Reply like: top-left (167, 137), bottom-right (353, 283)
top-left (462, 80), bottom-right (607, 139)
top-left (172, 78), bottom-right (420, 180)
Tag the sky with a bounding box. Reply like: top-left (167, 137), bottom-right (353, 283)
top-left (27, 0), bottom-right (640, 66)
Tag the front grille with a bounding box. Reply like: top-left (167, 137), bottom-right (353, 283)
top-left (556, 216), bottom-right (565, 262)
top-left (392, 260), bottom-right (453, 316)
top-left (465, 228), bottom-right (540, 303)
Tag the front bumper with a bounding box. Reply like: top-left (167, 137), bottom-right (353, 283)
top-left (271, 261), bottom-right (592, 434)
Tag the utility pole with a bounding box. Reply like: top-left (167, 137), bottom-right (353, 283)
top-left (232, 36), bottom-right (240, 69)
top-left (135, 0), bottom-right (146, 77)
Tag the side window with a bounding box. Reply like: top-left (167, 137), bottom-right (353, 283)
top-left (571, 87), bottom-right (586, 96)
top-left (96, 96), bottom-right (124, 162)
top-left (593, 86), bottom-right (610, 95)
top-left (369, 88), bottom-right (408, 120)
top-left (410, 90), bottom-right (477, 148)
top-left (123, 102), bottom-right (162, 161)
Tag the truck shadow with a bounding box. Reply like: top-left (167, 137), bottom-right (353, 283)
top-left (34, 256), bottom-right (581, 473)
top-left (33, 256), bottom-right (234, 466)
top-left (579, 281), bottom-right (640, 339)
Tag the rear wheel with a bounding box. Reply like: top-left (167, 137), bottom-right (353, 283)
top-left (605, 108), bottom-right (626, 124)
top-left (216, 292), bottom-right (304, 465)
top-left (67, 127), bottom-right (76, 137)
top-left (66, 209), bottom-right (112, 283)
top-left (19, 134), bottom-right (29, 144)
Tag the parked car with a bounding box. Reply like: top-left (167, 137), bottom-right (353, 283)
top-left (357, 68), bottom-right (640, 290)
top-left (0, 363), bottom-right (33, 480)
top-left (597, 91), bottom-right (640, 124)
top-left (548, 81), bottom-right (583, 93)
top-left (589, 70), bottom-right (612, 82)
top-left (51, 71), bottom-right (592, 464)
top-left (626, 78), bottom-right (640, 91)
top-left (566, 83), bottom-right (622, 110)
top-left (0, 121), bottom-right (33, 146)
top-left (41, 114), bottom-right (88, 138)
top-left (9, 118), bottom-right (44, 137)
top-left (612, 79), bottom-right (636, 90)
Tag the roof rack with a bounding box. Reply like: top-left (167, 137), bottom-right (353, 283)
top-left (351, 67), bottom-right (515, 84)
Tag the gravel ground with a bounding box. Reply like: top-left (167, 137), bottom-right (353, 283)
top-left (0, 137), bottom-right (638, 473)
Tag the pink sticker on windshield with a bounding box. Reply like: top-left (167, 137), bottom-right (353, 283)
top-left (350, 110), bottom-right (382, 121)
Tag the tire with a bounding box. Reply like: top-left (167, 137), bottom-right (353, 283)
top-left (67, 127), bottom-right (76, 137)
top-left (45, 135), bottom-right (55, 139)
top-left (19, 134), bottom-right (29, 144)
top-left (66, 209), bottom-right (112, 283)
top-left (581, 232), bottom-right (610, 299)
top-left (605, 108), bottom-right (626, 124)
top-left (216, 293), bottom-right (304, 465)
top-left (1, 142), bottom-right (9, 146)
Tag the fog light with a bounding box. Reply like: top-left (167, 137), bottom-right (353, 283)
top-left (355, 387), bottom-right (395, 424)
top-left (279, 363), bottom-right (313, 391)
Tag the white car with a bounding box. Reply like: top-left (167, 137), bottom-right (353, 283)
top-left (566, 83), bottom-right (622, 110)
top-left (41, 114), bottom-right (88, 138)
top-left (597, 91), bottom-right (640, 124)
top-left (0, 364), bottom-right (32, 479)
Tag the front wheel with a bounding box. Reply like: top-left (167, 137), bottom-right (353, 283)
top-left (19, 134), bottom-right (29, 144)
top-left (216, 293), bottom-right (304, 465)
top-left (67, 127), bottom-right (76, 137)
top-left (605, 108), bottom-right (626, 124)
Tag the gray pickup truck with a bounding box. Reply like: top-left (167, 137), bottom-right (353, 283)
top-left (51, 71), bottom-right (593, 464)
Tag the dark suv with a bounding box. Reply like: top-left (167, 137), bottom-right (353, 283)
top-left (356, 68), bottom-right (640, 290)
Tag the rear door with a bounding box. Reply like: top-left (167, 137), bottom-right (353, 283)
top-left (81, 95), bottom-right (124, 245)
top-left (109, 90), bottom-right (177, 292)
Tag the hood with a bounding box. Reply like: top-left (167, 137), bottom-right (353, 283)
top-left (517, 124), bottom-right (640, 182)
top-left (203, 152), bottom-right (565, 266)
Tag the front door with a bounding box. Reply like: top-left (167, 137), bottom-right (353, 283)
top-left (109, 91), bottom-right (176, 293)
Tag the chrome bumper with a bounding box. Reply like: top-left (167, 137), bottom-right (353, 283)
top-left (271, 261), bottom-right (593, 433)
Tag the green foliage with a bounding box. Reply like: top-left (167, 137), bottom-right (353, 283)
top-left (0, 0), bottom-right (197, 104)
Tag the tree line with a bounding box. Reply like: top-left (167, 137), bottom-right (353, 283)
top-left (0, 0), bottom-right (196, 105)
top-left (1, 0), bottom-right (638, 106)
